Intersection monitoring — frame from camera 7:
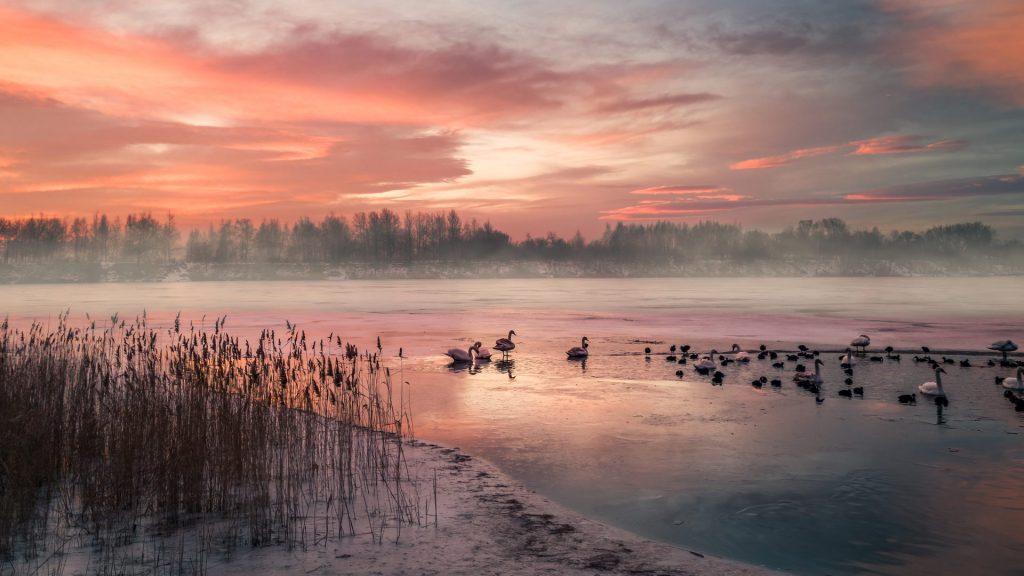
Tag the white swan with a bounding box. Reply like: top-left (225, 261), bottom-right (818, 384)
top-left (445, 343), bottom-right (479, 364)
top-left (567, 336), bottom-right (589, 358)
top-left (840, 348), bottom-right (854, 367)
top-left (989, 339), bottom-right (1018, 362)
top-left (730, 343), bottom-right (750, 362)
top-left (474, 341), bottom-right (492, 361)
top-left (493, 330), bottom-right (516, 358)
top-left (851, 334), bottom-right (870, 353)
top-left (918, 367), bottom-right (947, 397)
top-left (695, 355), bottom-right (716, 370)
top-left (1001, 367), bottom-right (1024, 391)
top-left (794, 359), bottom-right (824, 384)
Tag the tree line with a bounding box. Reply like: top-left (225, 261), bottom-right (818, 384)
top-left (0, 210), bottom-right (1014, 265)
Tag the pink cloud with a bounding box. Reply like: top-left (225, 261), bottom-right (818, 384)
top-left (629, 185), bottom-right (730, 195)
top-left (729, 145), bottom-right (841, 170)
top-left (849, 135), bottom-right (967, 155)
top-left (0, 88), bottom-right (471, 222)
top-left (731, 134), bottom-right (967, 169)
top-left (877, 0), bottom-right (1024, 106)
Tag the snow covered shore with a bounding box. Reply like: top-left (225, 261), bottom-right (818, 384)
top-left (199, 439), bottom-right (782, 576)
top-left (27, 438), bottom-right (781, 576)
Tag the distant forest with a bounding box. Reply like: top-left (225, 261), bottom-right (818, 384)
top-left (0, 210), bottom-right (1016, 267)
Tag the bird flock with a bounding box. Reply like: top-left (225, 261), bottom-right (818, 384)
top-left (444, 332), bottom-right (1023, 414)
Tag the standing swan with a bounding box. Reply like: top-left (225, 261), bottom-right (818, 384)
top-left (567, 336), bottom-right (589, 358)
top-left (989, 339), bottom-right (1018, 362)
top-left (918, 367), bottom-right (947, 397)
top-left (494, 330), bottom-right (517, 359)
top-left (1001, 367), bottom-right (1024, 391)
top-left (445, 342), bottom-right (479, 364)
top-left (851, 334), bottom-right (871, 354)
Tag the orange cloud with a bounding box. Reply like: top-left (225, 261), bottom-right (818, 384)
top-left (849, 135), bottom-right (966, 155)
top-left (629, 185), bottom-right (729, 195)
top-left (731, 134), bottom-right (966, 169)
top-left (0, 5), bottom-right (644, 129)
top-left (729, 145), bottom-right (841, 170)
top-left (878, 0), bottom-right (1024, 106)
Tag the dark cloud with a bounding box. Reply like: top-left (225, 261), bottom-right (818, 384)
top-left (850, 174), bottom-right (1024, 201)
top-left (595, 92), bottom-right (721, 114)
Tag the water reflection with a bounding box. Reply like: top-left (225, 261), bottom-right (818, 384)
top-left (494, 359), bottom-right (516, 374)
top-left (567, 356), bottom-right (587, 373)
top-left (446, 362), bottom-right (481, 374)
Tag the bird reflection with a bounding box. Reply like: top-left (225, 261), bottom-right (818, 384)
top-left (567, 356), bottom-right (587, 373)
top-left (447, 362), bottom-right (481, 375)
top-left (495, 359), bottom-right (516, 374)
top-left (935, 396), bottom-right (949, 425)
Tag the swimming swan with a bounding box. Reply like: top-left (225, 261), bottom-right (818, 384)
top-left (918, 367), bottom-right (947, 397)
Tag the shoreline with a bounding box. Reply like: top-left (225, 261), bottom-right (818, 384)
top-left (200, 438), bottom-right (785, 576)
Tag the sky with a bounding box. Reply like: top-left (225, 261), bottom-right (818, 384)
top-left (1, 0), bottom-right (1023, 239)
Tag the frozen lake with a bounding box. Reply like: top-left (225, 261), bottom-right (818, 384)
top-left (2, 277), bottom-right (1022, 575)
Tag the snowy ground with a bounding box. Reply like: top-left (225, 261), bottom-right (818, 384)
top-left (24, 438), bottom-right (781, 576)
top-left (203, 440), bottom-right (782, 576)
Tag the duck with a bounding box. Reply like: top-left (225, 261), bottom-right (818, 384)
top-left (445, 342), bottom-right (479, 364)
top-left (770, 379), bottom-right (782, 387)
top-left (1000, 367), bottom-right (1024, 391)
top-left (851, 334), bottom-right (870, 353)
top-left (918, 367), bottom-right (947, 397)
top-left (838, 389), bottom-right (852, 398)
top-left (493, 330), bottom-right (517, 358)
top-left (898, 393), bottom-right (917, 405)
top-left (730, 344), bottom-right (751, 362)
top-left (567, 336), bottom-right (589, 358)
top-left (852, 387), bottom-right (864, 396)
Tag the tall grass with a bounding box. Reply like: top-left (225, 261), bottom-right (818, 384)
top-left (0, 312), bottom-right (423, 575)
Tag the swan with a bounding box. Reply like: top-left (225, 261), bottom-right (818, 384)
top-left (839, 348), bottom-right (854, 367)
top-left (730, 343), bottom-right (750, 362)
top-left (493, 330), bottom-right (517, 358)
top-left (445, 342), bottom-right (479, 364)
top-left (851, 334), bottom-right (870, 354)
top-left (567, 336), bottom-right (589, 358)
top-left (1001, 367), bottom-right (1024, 391)
top-left (794, 359), bottom-right (824, 384)
top-left (474, 341), bottom-right (492, 361)
top-left (989, 339), bottom-right (1018, 362)
top-left (694, 355), bottom-right (717, 370)
top-left (918, 367), bottom-right (947, 397)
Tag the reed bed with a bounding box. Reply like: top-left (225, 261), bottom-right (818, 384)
top-left (0, 312), bottom-right (425, 575)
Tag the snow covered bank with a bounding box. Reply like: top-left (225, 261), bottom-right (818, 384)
top-left (22, 438), bottom-right (782, 576)
top-left (206, 440), bottom-right (782, 576)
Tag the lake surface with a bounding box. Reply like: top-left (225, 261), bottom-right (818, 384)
top-left (3, 278), bottom-right (1023, 575)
